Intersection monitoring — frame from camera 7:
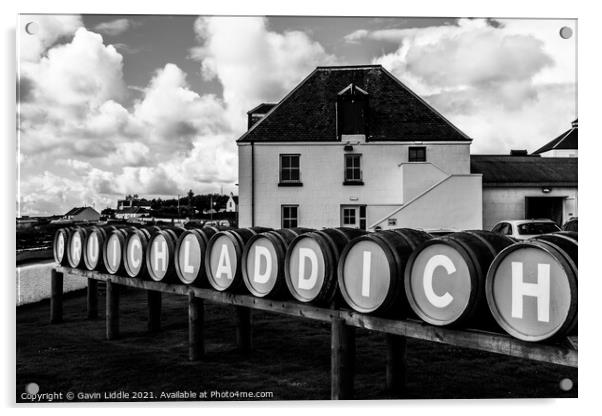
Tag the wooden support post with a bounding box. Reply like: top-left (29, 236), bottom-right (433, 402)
top-left (50, 269), bottom-right (63, 324)
top-left (147, 290), bottom-right (162, 332)
top-left (331, 317), bottom-right (355, 400)
top-left (188, 293), bottom-right (204, 361)
top-left (385, 334), bottom-right (407, 394)
top-left (106, 280), bottom-right (120, 340)
top-left (87, 278), bottom-right (98, 319)
top-left (235, 306), bottom-right (252, 353)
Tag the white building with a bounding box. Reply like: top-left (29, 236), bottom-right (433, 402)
top-left (237, 65), bottom-right (482, 231)
top-left (471, 120), bottom-right (578, 230)
top-left (226, 193), bottom-right (239, 212)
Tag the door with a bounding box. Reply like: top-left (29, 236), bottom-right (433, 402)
top-left (525, 197), bottom-right (564, 226)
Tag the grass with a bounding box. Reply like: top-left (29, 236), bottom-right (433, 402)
top-left (16, 286), bottom-right (577, 401)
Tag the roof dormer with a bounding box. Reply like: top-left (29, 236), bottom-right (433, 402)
top-left (337, 83), bottom-right (369, 139)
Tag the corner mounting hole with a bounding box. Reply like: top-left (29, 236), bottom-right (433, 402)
top-left (559, 26), bottom-right (573, 39)
top-left (25, 22), bottom-right (39, 35)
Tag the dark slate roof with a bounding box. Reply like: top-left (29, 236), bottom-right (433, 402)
top-left (471, 155), bottom-right (578, 187)
top-left (533, 119), bottom-right (578, 154)
top-left (238, 65), bottom-right (471, 143)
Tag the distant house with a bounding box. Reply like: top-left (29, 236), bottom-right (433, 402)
top-left (114, 206), bottom-right (150, 220)
top-left (532, 119), bottom-right (578, 158)
top-left (226, 193), bottom-right (239, 212)
top-left (117, 194), bottom-right (152, 210)
top-left (60, 207), bottom-right (100, 222)
top-left (16, 217), bottom-right (39, 230)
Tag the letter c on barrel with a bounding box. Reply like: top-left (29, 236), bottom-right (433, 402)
top-left (423, 254), bottom-right (455, 308)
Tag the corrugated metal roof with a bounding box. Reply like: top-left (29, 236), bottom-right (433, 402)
top-left (238, 65), bottom-right (471, 143)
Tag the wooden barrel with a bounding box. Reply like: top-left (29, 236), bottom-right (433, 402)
top-left (405, 230), bottom-right (515, 327)
top-left (103, 228), bottom-right (137, 275)
top-left (204, 227), bottom-right (272, 291)
top-left (485, 232), bottom-right (578, 342)
top-left (284, 227), bottom-right (367, 304)
top-left (83, 225), bottom-right (119, 272)
top-left (338, 228), bottom-right (432, 315)
top-left (145, 227), bottom-right (186, 282)
top-left (53, 227), bottom-right (74, 266)
top-left (66, 226), bottom-right (91, 268)
top-left (123, 226), bottom-right (161, 278)
top-left (174, 227), bottom-right (220, 285)
top-left (242, 228), bottom-right (314, 298)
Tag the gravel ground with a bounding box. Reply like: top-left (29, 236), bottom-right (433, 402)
top-left (16, 285), bottom-right (577, 402)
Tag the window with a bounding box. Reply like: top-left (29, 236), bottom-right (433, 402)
top-left (344, 154), bottom-right (363, 184)
top-left (281, 205), bottom-right (298, 228)
top-left (340, 205), bottom-right (366, 230)
top-left (279, 154), bottom-right (301, 185)
top-left (409, 146), bottom-right (426, 162)
top-left (342, 208), bottom-right (357, 226)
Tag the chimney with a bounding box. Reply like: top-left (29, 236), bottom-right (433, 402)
top-left (247, 103), bottom-right (276, 129)
top-left (571, 119), bottom-right (578, 128)
top-left (510, 149), bottom-right (528, 156)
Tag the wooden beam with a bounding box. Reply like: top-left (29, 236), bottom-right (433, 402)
top-left (188, 293), bottom-right (205, 361)
top-left (147, 290), bottom-right (162, 332)
top-left (385, 334), bottom-right (407, 394)
top-left (87, 278), bottom-right (98, 320)
top-left (235, 306), bottom-right (252, 354)
top-left (106, 280), bottom-right (120, 340)
top-left (56, 267), bottom-right (578, 368)
top-left (50, 269), bottom-right (63, 324)
top-left (331, 317), bottom-right (355, 400)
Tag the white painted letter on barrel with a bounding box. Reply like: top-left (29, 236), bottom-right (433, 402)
top-left (130, 238), bottom-right (141, 268)
top-left (57, 234), bottom-right (64, 259)
top-left (111, 237), bottom-right (118, 268)
top-left (183, 240), bottom-right (194, 274)
top-left (216, 244), bottom-right (233, 280)
top-left (154, 239), bottom-right (167, 272)
top-left (362, 251), bottom-right (371, 297)
top-left (88, 234), bottom-right (98, 262)
top-left (511, 262), bottom-right (550, 323)
top-left (424, 254), bottom-right (455, 308)
top-left (298, 248), bottom-right (318, 290)
top-left (72, 233), bottom-right (81, 263)
top-left (253, 245), bottom-right (271, 284)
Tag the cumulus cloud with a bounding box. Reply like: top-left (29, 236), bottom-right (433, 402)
top-left (359, 18), bottom-right (576, 152)
top-left (94, 18), bottom-right (134, 36)
top-left (19, 15), bottom-right (83, 62)
top-left (190, 16), bottom-right (337, 129)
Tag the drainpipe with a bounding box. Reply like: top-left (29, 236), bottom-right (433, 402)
top-left (251, 142), bottom-right (255, 227)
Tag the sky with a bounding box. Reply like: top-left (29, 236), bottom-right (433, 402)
top-left (17, 15), bottom-right (577, 216)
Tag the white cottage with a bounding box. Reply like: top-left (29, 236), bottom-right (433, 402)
top-left (237, 65), bottom-right (482, 231)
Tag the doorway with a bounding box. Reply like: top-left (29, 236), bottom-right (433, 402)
top-left (525, 197), bottom-right (564, 226)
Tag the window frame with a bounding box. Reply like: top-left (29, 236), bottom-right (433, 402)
top-left (281, 205), bottom-right (299, 229)
top-left (279, 154), bottom-right (302, 186)
top-left (343, 153), bottom-right (364, 185)
top-left (408, 146), bottom-right (427, 162)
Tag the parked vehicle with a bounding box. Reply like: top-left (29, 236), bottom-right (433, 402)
top-left (562, 217), bottom-right (578, 232)
top-left (491, 219), bottom-right (561, 240)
